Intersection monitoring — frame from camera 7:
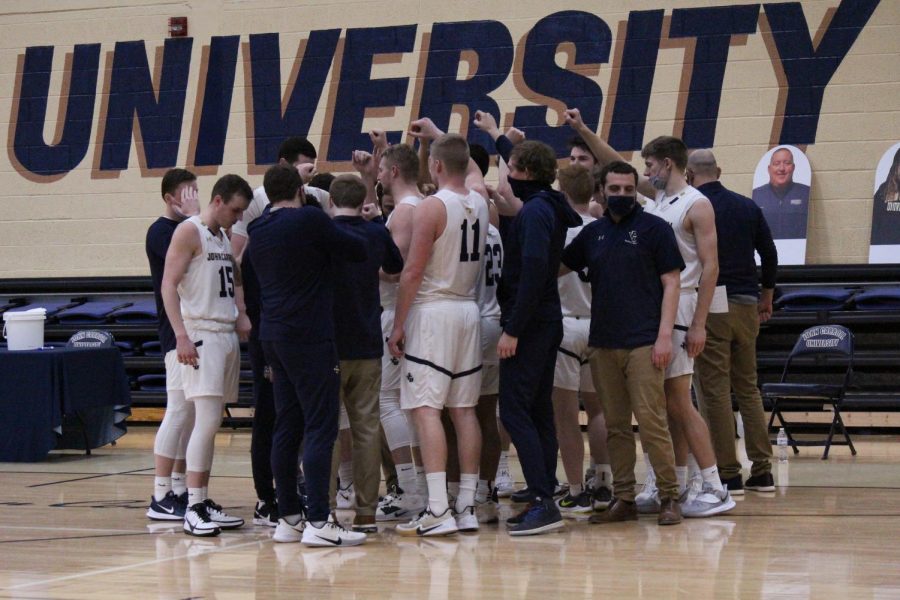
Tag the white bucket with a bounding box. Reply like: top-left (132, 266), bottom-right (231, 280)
top-left (3, 308), bottom-right (47, 350)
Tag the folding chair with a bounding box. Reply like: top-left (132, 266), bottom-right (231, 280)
top-left (762, 324), bottom-right (856, 460)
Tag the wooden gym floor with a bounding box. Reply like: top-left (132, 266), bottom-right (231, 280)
top-left (2, 429), bottom-right (900, 599)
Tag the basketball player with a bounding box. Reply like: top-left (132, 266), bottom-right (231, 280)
top-left (368, 144), bottom-right (429, 522)
top-left (639, 137), bottom-right (735, 518)
top-left (161, 174), bottom-right (253, 536)
top-left (146, 168), bottom-right (199, 521)
top-left (473, 201), bottom-right (504, 523)
top-left (551, 165), bottom-right (612, 516)
top-left (247, 164), bottom-right (368, 547)
top-left (565, 112), bottom-right (735, 518)
top-left (388, 132), bottom-right (489, 537)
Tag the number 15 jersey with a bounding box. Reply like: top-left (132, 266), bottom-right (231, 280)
top-left (414, 189), bottom-right (489, 304)
top-left (178, 216), bottom-right (238, 328)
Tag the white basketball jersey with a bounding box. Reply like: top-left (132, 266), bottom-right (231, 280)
top-left (475, 224), bottom-right (503, 319)
top-left (558, 213), bottom-right (595, 317)
top-left (380, 195), bottom-right (422, 310)
top-left (646, 186), bottom-right (704, 289)
top-left (178, 216), bottom-right (238, 327)
top-left (415, 189), bottom-right (488, 304)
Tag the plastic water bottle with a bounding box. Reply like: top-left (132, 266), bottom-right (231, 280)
top-left (777, 428), bottom-right (789, 463)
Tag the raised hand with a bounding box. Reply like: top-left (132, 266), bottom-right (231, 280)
top-left (408, 117), bottom-right (444, 142)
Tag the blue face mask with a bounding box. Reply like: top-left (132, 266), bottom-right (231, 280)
top-left (507, 176), bottom-right (548, 201)
top-left (606, 195), bottom-right (636, 218)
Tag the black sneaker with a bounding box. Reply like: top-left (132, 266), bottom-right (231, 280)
top-left (508, 498), bottom-right (565, 536)
top-left (506, 501), bottom-right (536, 525)
top-left (745, 472), bottom-right (775, 492)
top-left (253, 499), bottom-right (279, 527)
top-left (510, 487), bottom-right (536, 504)
top-left (556, 491), bottom-right (592, 516)
top-left (147, 491), bottom-right (186, 521)
top-left (591, 486), bottom-right (613, 511)
top-left (720, 475), bottom-right (744, 496)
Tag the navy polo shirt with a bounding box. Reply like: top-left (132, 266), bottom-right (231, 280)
top-left (562, 205), bottom-right (684, 349)
top-left (332, 216), bottom-right (403, 361)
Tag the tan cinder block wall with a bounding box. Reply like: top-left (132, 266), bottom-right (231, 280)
top-left (0, 0), bottom-right (897, 278)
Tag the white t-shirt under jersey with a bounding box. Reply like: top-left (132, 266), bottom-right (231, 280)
top-left (645, 185), bottom-right (705, 289)
top-left (558, 213), bottom-right (595, 318)
top-left (475, 224), bottom-right (503, 319)
top-left (178, 216), bottom-right (238, 328)
top-left (380, 195), bottom-right (422, 310)
top-left (231, 184), bottom-right (329, 238)
top-left (415, 188), bottom-right (488, 304)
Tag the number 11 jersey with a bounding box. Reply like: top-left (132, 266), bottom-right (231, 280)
top-left (414, 189), bottom-right (489, 304)
top-left (178, 215), bottom-right (238, 328)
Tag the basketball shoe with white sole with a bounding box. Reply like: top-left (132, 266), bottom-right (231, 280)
top-left (273, 517), bottom-right (305, 543)
top-left (183, 503), bottom-right (221, 537)
top-left (203, 499), bottom-right (244, 530)
top-left (395, 508), bottom-right (458, 537)
top-left (376, 491), bottom-right (424, 522)
top-left (301, 515), bottom-right (367, 547)
top-left (147, 491), bottom-right (186, 521)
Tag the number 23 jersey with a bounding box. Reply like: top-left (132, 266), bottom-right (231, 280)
top-left (415, 189), bottom-right (489, 304)
top-left (178, 215), bottom-right (238, 327)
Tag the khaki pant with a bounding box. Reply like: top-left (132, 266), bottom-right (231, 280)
top-left (694, 302), bottom-right (772, 479)
top-left (588, 345), bottom-right (678, 502)
top-left (329, 359), bottom-right (382, 516)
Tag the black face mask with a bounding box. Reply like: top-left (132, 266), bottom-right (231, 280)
top-left (507, 176), bottom-right (548, 200)
top-left (606, 195), bottom-right (636, 218)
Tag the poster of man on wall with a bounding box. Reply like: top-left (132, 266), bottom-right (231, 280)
top-left (752, 145), bottom-right (812, 265)
top-left (869, 142), bottom-right (900, 264)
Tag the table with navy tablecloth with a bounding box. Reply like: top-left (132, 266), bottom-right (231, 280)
top-left (0, 347), bottom-right (131, 462)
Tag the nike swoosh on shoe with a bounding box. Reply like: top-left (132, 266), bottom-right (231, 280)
top-left (316, 535), bottom-right (342, 546)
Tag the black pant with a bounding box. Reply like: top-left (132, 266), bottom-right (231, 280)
top-left (498, 319), bottom-right (563, 499)
top-left (248, 339), bottom-right (275, 503)
top-left (263, 339), bottom-right (340, 522)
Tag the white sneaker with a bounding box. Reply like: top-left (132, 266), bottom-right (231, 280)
top-left (336, 484), bottom-right (355, 510)
top-left (376, 491), bottom-right (424, 522)
top-left (682, 483), bottom-right (736, 518)
top-left (635, 470), bottom-right (659, 514)
top-left (203, 499), bottom-right (244, 530)
top-left (273, 517), bottom-right (305, 543)
top-left (495, 469), bottom-right (515, 498)
top-left (183, 503), bottom-right (221, 537)
top-left (454, 505), bottom-right (479, 532)
top-left (395, 508), bottom-right (458, 537)
top-left (301, 515), bottom-right (367, 547)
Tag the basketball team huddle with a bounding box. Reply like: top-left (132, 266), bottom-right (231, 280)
top-left (144, 107), bottom-right (779, 546)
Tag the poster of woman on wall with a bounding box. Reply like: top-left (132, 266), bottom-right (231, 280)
top-left (869, 143), bottom-right (900, 264)
top-left (751, 145), bottom-right (812, 265)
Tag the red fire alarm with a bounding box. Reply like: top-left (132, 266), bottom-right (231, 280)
top-left (169, 17), bottom-right (188, 37)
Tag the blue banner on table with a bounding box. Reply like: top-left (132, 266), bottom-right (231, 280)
top-left (751, 145), bottom-right (812, 265)
top-left (869, 142), bottom-right (900, 264)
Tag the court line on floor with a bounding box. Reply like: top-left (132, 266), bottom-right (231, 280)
top-left (0, 532), bottom-right (151, 545)
top-left (2, 537), bottom-right (265, 591)
top-left (26, 468), bottom-right (154, 488)
top-left (0, 526), bottom-right (143, 533)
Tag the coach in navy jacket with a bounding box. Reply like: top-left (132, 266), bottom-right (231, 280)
top-left (494, 138), bottom-right (582, 535)
top-left (247, 165), bottom-right (367, 533)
